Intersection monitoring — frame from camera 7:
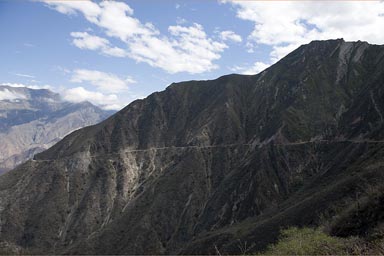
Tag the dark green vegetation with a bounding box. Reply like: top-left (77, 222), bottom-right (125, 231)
top-left (262, 227), bottom-right (350, 255)
top-left (261, 227), bottom-right (383, 255)
top-left (0, 39), bottom-right (384, 254)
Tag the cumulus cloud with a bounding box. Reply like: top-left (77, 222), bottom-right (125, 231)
top-left (62, 86), bottom-right (123, 110)
top-left (70, 32), bottom-right (128, 57)
top-left (44, 0), bottom-right (102, 23)
top-left (231, 61), bottom-right (270, 75)
top-left (71, 31), bottom-right (108, 50)
top-left (220, 30), bottom-right (242, 43)
top-left (0, 88), bottom-right (27, 101)
top-left (43, 1), bottom-right (228, 74)
top-left (70, 69), bottom-right (135, 93)
top-left (229, 1), bottom-right (384, 62)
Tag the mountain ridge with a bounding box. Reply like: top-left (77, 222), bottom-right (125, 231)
top-left (1, 39), bottom-right (384, 254)
top-left (0, 85), bottom-right (113, 173)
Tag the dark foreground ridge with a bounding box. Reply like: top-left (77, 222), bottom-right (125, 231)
top-left (1, 39), bottom-right (384, 254)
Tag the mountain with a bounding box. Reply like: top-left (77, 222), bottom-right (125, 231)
top-left (0, 86), bottom-right (112, 174)
top-left (0, 39), bottom-right (384, 254)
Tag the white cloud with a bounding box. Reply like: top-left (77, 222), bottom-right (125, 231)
top-left (70, 69), bottom-right (135, 93)
top-left (102, 46), bottom-right (128, 58)
top-left (71, 31), bottom-right (109, 50)
top-left (176, 17), bottom-right (187, 25)
top-left (23, 43), bottom-right (35, 48)
top-left (220, 30), bottom-right (242, 43)
top-left (229, 1), bottom-right (384, 62)
top-left (231, 61), bottom-right (270, 75)
top-left (63, 86), bottom-right (123, 110)
top-left (43, 1), bottom-right (228, 74)
top-left (70, 32), bottom-right (128, 57)
top-left (0, 88), bottom-right (27, 101)
top-left (2, 83), bottom-right (26, 88)
top-left (44, 0), bottom-right (102, 23)
top-left (2, 82), bottom-right (52, 90)
top-left (12, 73), bottom-right (35, 78)
top-left (26, 85), bottom-right (53, 90)
top-left (1, 81), bottom-right (126, 110)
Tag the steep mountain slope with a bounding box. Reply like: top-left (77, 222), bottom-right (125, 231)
top-left (0, 39), bottom-right (384, 254)
top-left (0, 86), bottom-right (112, 173)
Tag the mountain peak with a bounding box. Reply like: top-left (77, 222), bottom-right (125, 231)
top-left (0, 85), bottom-right (61, 103)
top-left (0, 85), bottom-right (112, 173)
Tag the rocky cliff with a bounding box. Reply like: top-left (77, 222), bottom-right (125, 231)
top-left (0, 39), bottom-right (383, 254)
top-left (0, 86), bottom-right (112, 173)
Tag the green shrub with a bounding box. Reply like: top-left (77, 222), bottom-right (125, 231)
top-left (262, 227), bottom-right (349, 255)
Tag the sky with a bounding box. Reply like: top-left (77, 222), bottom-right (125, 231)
top-left (1, 0), bottom-right (384, 110)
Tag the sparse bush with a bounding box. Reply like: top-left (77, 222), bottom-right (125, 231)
top-left (261, 227), bottom-right (350, 255)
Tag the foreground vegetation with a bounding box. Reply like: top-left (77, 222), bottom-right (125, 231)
top-left (261, 227), bottom-right (384, 255)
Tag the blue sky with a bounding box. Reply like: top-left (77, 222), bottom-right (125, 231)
top-left (1, 1), bottom-right (384, 110)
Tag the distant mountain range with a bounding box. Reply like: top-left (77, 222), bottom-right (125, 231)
top-left (0, 39), bottom-right (384, 254)
top-left (0, 85), bottom-right (113, 173)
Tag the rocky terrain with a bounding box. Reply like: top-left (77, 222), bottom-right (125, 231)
top-left (0, 39), bottom-right (383, 254)
top-left (0, 86), bottom-right (112, 173)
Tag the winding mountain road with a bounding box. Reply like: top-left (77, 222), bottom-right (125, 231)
top-left (30, 139), bottom-right (384, 163)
